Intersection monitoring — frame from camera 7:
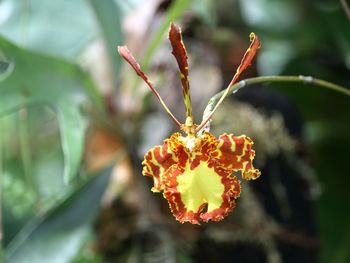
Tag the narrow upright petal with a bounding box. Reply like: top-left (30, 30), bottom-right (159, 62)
top-left (117, 46), bottom-right (181, 127)
top-left (196, 33), bottom-right (261, 132)
top-left (169, 23), bottom-right (192, 118)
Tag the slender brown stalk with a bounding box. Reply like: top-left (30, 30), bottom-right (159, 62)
top-left (196, 33), bottom-right (261, 132)
top-left (118, 46), bottom-right (182, 127)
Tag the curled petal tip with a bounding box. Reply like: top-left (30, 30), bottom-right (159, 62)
top-left (169, 22), bottom-right (180, 31)
top-left (249, 32), bottom-right (261, 48)
top-left (117, 45), bottom-right (129, 57)
top-left (249, 32), bottom-right (255, 40)
top-left (243, 169), bottom-right (261, 180)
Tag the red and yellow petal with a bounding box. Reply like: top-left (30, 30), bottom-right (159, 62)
top-left (142, 132), bottom-right (191, 192)
top-left (166, 133), bottom-right (191, 167)
top-left (162, 157), bottom-right (240, 224)
top-left (215, 133), bottom-right (261, 180)
top-left (142, 131), bottom-right (259, 224)
top-left (168, 23), bottom-right (192, 118)
top-left (142, 141), bottom-right (178, 192)
top-left (160, 133), bottom-right (241, 224)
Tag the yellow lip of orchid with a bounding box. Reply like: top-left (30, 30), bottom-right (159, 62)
top-left (118, 23), bottom-right (261, 224)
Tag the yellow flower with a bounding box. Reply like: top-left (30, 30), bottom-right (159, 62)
top-left (118, 23), bottom-right (261, 224)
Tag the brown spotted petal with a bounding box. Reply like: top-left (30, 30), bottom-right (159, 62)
top-left (143, 132), bottom-right (252, 224)
top-left (169, 23), bottom-right (192, 118)
top-left (162, 157), bottom-right (241, 224)
top-left (142, 138), bottom-right (179, 192)
top-left (215, 133), bottom-right (261, 180)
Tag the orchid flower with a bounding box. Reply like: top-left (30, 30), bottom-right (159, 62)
top-left (118, 23), bottom-right (261, 224)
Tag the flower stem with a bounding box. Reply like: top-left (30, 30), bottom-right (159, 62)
top-left (199, 75), bottom-right (350, 130)
top-left (18, 108), bottom-right (39, 200)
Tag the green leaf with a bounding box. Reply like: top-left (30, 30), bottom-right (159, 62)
top-left (5, 166), bottom-right (112, 263)
top-left (238, 0), bottom-right (302, 33)
top-left (87, 0), bottom-right (123, 83)
top-left (0, 242), bottom-right (3, 263)
top-left (0, 0), bottom-right (97, 59)
top-left (325, 6), bottom-right (350, 69)
top-left (141, 0), bottom-right (192, 70)
top-left (57, 105), bottom-right (88, 184)
top-left (0, 36), bottom-right (103, 183)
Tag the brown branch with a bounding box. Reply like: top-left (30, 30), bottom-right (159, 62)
top-left (274, 227), bottom-right (320, 249)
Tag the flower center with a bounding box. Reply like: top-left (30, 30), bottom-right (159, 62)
top-left (181, 116), bottom-right (197, 137)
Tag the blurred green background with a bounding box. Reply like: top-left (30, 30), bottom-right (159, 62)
top-left (0, 0), bottom-right (350, 262)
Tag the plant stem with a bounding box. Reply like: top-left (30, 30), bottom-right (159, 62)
top-left (200, 75), bottom-right (350, 127)
top-left (18, 108), bottom-right (38, 200)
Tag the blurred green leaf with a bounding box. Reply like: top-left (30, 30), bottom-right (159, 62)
top-left (325, 6), bottom-right (350, 69)
top-left (0, 0), bottom-right (97, 59)
top-left (71, 233), bottom-right (103, 263)
top-left (257, 37), bottom-right (296, 75)
top-left (5, 166), bottom-right (112, 263)
top-left (58, 105), bottom-right (88, 184)
top-left (238, 0), bottom-right (302, 33)
top-left (0, 36), bottom-right (103, 183)
top-left (141, 0), bottom-right (191, 70)
top-left (87, 0), bottom-right (123, 84)
top-left (2, 108), bottom-right (65, 245)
